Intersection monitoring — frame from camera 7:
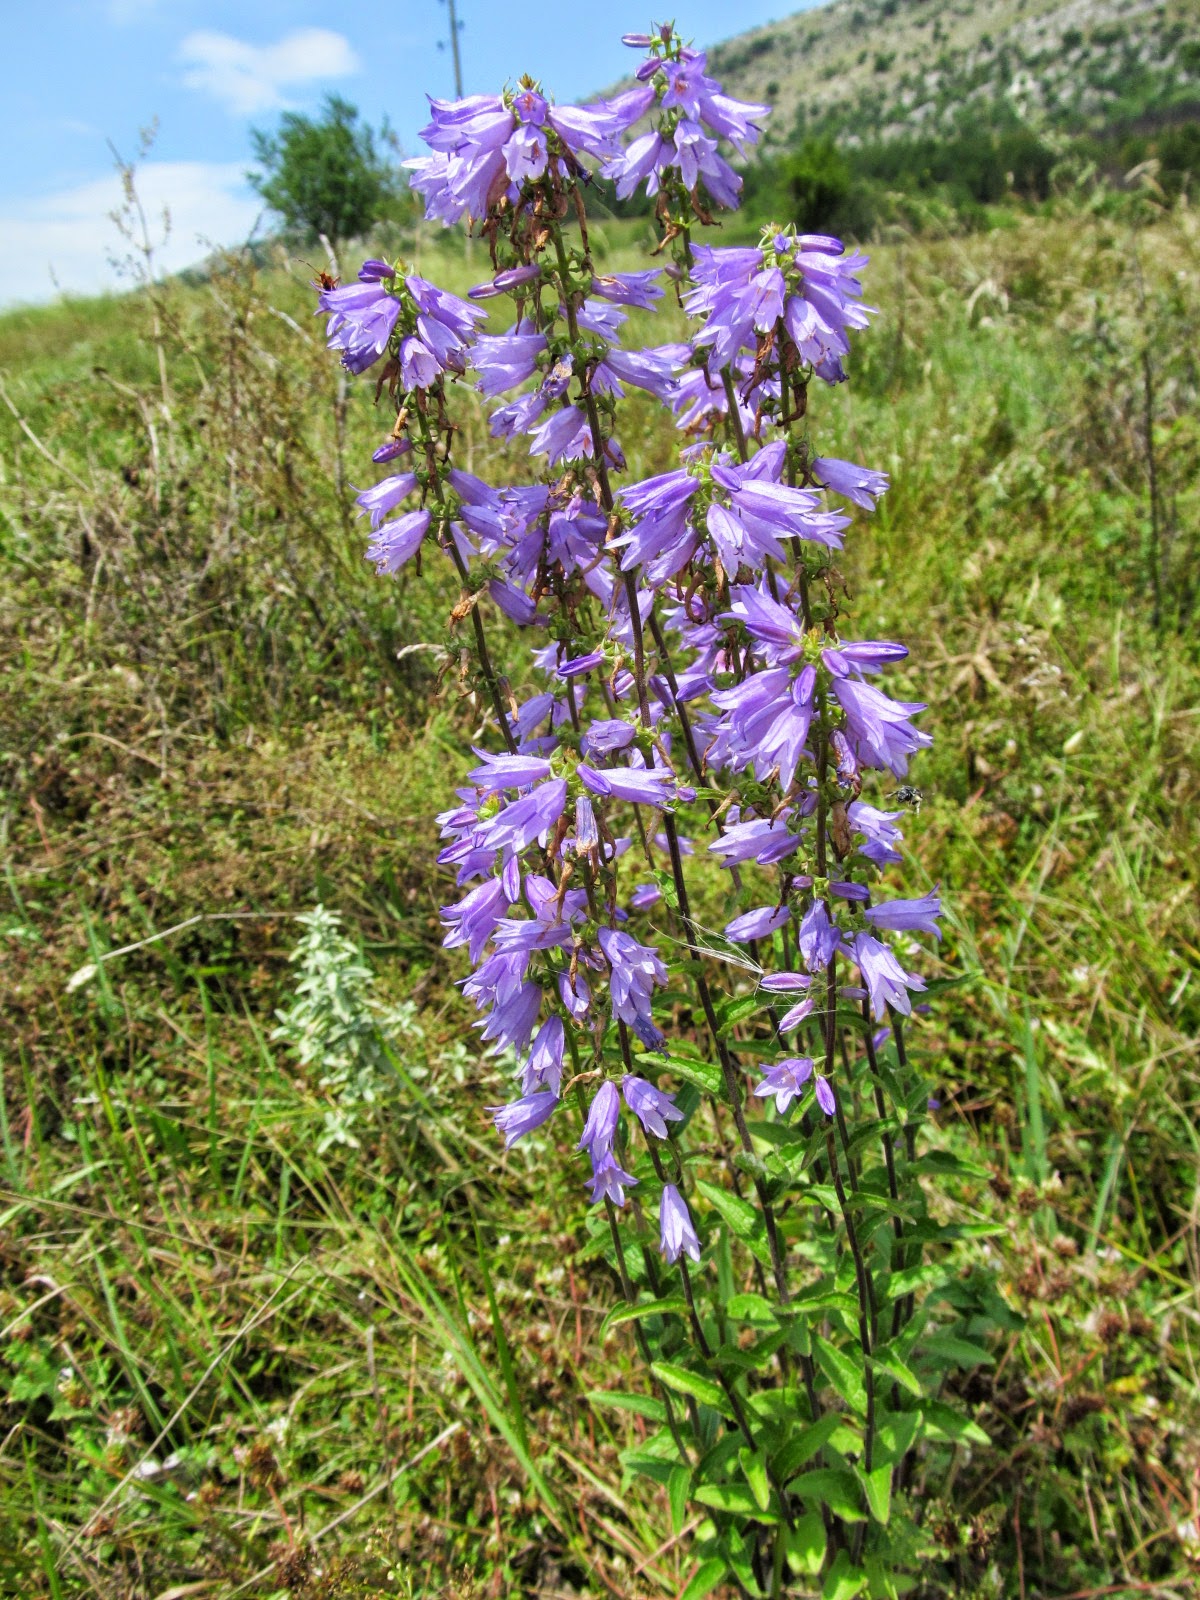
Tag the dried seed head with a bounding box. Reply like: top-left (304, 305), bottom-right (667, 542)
top-left (1097, 1311), bottom-right (1125, 1345)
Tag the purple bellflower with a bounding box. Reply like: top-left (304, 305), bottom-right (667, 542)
top-left (623, 1076), bottom-right (685, 1139)
top-left (578, 1080), bottom-right (620, 1157)
top-left (490, 1090), bottom-right (558, 1148)
top-left (659, 1183), bottom-right (702, 1263)
top-left (813, 456), bottom-right (891, 510)
top-left (754, 1056), bottom-right (814, 1114)
top-left (854, 933), bottom-right (928, 1019)
top-left (865, 890), bottom-right (943, 940)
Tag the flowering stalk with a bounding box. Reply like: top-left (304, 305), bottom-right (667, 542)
top-left (315, 22), bottom-right (981, 1592)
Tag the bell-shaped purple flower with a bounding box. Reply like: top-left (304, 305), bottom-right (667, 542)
top-left (355, 472), bottom-right (418, 531)
top-left (598, 927), bottom-right (668, 1037)
top-left (854, 932), bottom-right (928, 1019)
top-left (623, 1076), bottom-right (684, 1139)
top-left (471, 329), bottom-right (547, 397)
top-left (521, 1015), bottom-right (565, 1095)
top-left (753, 1056), bottom-right (813, 1114)
top-left (579, 763), bottom-right (676, 808)
top-left (490, 1090), bottom-right (558, 1148)
top-left (725, 904), bottom-right (790, 943)
top-left (814, 456), bottom-right (890, 510)
top-left (865, 890), bottom-right (942, 940)
top-left (441, 876), bottom-right (508, 964)
top-left (798, 900), bottom-right (840, 973)
top-left (587, 1149), bottom-right (638, 1207)
top-left (366, 510), bottom-right (431, 575)
top-left (478, 778), bottom-right (567, 853)
top-left (318, 275), bottom-right (401, 374)
top-left (814, 1075), bottom-right (837, 1117)
top-left (659, 1183), bottom-right (701, 1263)
top-left (578, 1079), bottom-right (620, 1157)
top-left (834, 677), bottom-right (932, 777)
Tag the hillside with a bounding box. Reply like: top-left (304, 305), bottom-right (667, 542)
top-left (707, 0), bottom-right (1199, 148)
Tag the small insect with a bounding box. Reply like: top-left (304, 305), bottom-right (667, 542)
top-left (894, 785), bottom-right (923, 813)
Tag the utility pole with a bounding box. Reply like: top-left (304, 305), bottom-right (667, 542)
top-left (439, 0), bottom-right (465, 99)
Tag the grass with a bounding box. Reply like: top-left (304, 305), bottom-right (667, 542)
top-left (1, 195), bottom-right (1199, 1597)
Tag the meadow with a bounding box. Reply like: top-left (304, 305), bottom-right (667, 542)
top-left (1, 186), bottom-right (1198, 1597)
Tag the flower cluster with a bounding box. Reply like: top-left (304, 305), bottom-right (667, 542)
top-left (318, 22), bottom-right (939, 1279)
top-left (607, 27), bottom-right (771, 212)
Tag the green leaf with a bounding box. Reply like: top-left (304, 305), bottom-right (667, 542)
top-left (788, 1510), bottom-right (826, 1576)
top-left (678, 1558), bottom-right (729, 1600)
top-left (823, 1549), bottom-right (868, 1600)
top-left (869, 1348), bottom-right (923, 1398)
top-left (694, 1481), bottom-right (779, 1521)
top-left (695, 1180), bottom-right (771, 1266)
top-left (621, 1446), bottom-right (683, 1487)
top-left (834, 1006), bottom-right (875, 1035)
top-left (652, 1361), bottom-right (727, 1413)
top-left (733, 1149), bottom-right (769, 1182)
top-left (919, 1333), bottom-right (994, 1369)
top-left (749, 1119), bottom-right (808, 1149)
top-left (652, 866), bottom-right (680, 911)
top-left (715, 995), bottom-right (761, 1034)
top-left (586, 1389), bottom-right (665, 1423)
top-left (667, 1053), bottom-right (725, 1099)
top-left (773, 1413), bottom-right (843, 1479)
top-left (789, 1467), bottom-right (866, 1522)
top-left (725, 1292), bottom-right (780, 1325)
top-left (668, 1463), bottom-right (691, 1533)
top-left (790, 1284), bottom-right (859, 1317)
top-left (876, 1409), bottom-right (921, 1465)
top-left (815, 1335), bottom-right (867, 1413)
top-left (922, 971), bottom-right (980, 997)
top-left (599, 1296), bottom-right (687, 1340)
top-left (739, 1446), bottom-right (770, 1511)
top-left (722, 1328), bottom-right (789, 1371)
top-left (911, 1149), bottom-right (986, 1179)
top-left (858, 1461), bottom-right (892, 1524)
top-left (922, 1399), bottom-right (991, 1446)
top-left (884, 1262), bottom-right (954, 1302)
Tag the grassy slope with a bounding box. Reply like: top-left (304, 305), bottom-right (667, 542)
top-left (1, 202), bottom-right (1199, 1596)
top-left (706, 0), bottom-right (1198, 147)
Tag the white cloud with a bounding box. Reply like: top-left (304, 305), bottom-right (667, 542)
top-left (177, 27), bottom-right (360, 117)
top-left (0, 161), bottom-right (264, 306)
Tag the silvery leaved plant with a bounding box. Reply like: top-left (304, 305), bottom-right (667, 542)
top-left (316, 24), bottom-right (986, 1595)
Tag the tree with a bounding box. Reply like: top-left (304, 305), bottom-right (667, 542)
top-left (248, 94), bottom-right (399, 252)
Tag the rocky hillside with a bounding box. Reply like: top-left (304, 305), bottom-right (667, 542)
top-left (706, 0), bottom-right (1199, 149)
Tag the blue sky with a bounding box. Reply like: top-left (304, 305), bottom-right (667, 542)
top-left (3, 1), bottom-right (819, 306)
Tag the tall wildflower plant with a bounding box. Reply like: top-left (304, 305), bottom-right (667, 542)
top-left (316, 24), bottom-right (984, 1595)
